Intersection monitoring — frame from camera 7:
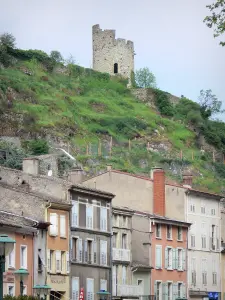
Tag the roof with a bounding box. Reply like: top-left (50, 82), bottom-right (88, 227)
top-left (149, 213), bottom-right (192, 227)
top-left (23, 154), bottom-right (59, 160)
top-left (0, 210), bottom-right (39, 231)
top-left (186, 188), bottom-right (223, 200)
top-left (70, 184), bottom-right (115, 199)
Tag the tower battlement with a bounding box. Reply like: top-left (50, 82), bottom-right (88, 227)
top-left (92, 24), bottom-right (134, 85)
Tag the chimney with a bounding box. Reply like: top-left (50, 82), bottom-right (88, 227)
top-left (152, 168), bottom-right (165, 216)
top-left (23, 158), bottom-right (39, 175)
top-left (68, 168), bottom-right (85, 184)
top-left (182, 173), bottom-right (193, 188)
top-left (107, 165), bottom-right (112, 171)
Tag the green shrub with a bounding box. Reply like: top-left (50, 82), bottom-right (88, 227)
top-left (3, 295), bottom-right (38, 300)
top-left (153, 89), bottom-right (174, 117)
top-left (22, 139), bottom-right (49, 155)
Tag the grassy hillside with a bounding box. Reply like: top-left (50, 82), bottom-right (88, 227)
top-left (0, 49), bottom-right (225, 195)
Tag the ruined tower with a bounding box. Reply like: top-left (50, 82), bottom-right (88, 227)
top-left (92, 24), bottom-right (135, 85)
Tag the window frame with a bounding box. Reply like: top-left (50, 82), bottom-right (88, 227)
top-left (166, 225), bottom-right (172, 240)
top-left (20, 245), bottom-right (27, 269)
top-left (155, 223), bottom-right (161, 239)
top-left (177, 226), bottom-right (183, 241)
top-left (60, 214), bottom-right (66, 238)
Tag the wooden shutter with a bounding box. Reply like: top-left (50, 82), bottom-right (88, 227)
top-left (165, 247), bottom-right (168, 269)
top-left (49, 213), bottom-right (58, 236)
top-left (72, 277), bottom-right (79, 300)
top-left (100, 207), bottom-right (107, 231)
top-left (47, 249), bottom-right (50, 272)
top-left (100, 240), bottom-right (107, 265)
top-left (60, 215), bottom-right (66, 237)
top-left (182, 283), bottom-right (186, 298)
top-left (55, 250), bottom-right (61, 272)
top-left (162, 283), bottom-right (167, 300)
top-left (155, 245), bottom-right (162, 269)
top-left (72, 201), bottom-right (78, 227)
top-left (112, 266), bottom-right (117, 296)
top-left (79, 238), bottom-right (83, 262)
top-left (122, 266), bottom-right (126, 284)
top-left (86, 205), bottom-right (93, 229)
top-left (172, 283), bottom-right (178, 300)
top-left (182, 249), bottom-right (186, 271)
top-left (93, 240), bottom-right (97, 263)
top-left (87, 278), bottom-right (94, 300)
top-left (100, 279), bottom-right (107, 291)
top-left (172, 248), bottom-right (176, 270)
top-left (66, 251), bottom-right (70, 273)
top-left (84, 240), bottom-right (88, 262)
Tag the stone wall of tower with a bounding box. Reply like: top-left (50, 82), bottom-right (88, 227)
top-left (92, 24), bottom-right (134, 84)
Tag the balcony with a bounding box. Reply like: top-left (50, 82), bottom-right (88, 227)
top-left (113, 285), bottom-right (143, 297)
top-left (112, 248), bottom-right (130, 262)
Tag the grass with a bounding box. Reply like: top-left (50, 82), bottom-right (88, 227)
top-left (0, 59), bottom-right (225, 194)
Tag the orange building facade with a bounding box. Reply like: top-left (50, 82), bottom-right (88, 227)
top-left (151, 217), bottom-right (190, 300)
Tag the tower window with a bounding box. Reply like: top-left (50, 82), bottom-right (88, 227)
top-left (114, 63), bottom-right (118, 74)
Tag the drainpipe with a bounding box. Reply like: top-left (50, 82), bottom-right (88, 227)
top-left (45, 202), bottom-right (52, 286)
top-left (109, 202), bottom-right (113, 300)
top-left (149, 218), bottom-right (152, 296)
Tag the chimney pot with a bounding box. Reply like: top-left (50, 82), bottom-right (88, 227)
top-left (68, 168), bottom-right (84, 184)
top-left (182, 173), bottom-right (193, 187)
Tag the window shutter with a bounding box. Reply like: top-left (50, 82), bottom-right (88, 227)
top-left (162, 283), bottom-right (168, 300)
top-left (154, 281), bottom-right (157, 296)
top-left (50, 213), bottom-right (58, 236)
top-left (47, 249), bottom-right (50, 272)
top-left (79, 238), bottom-right (83, 262)
top-left (84, 240), bottom-right (88, 263)
top-left (66, 251), bottom-right (70, 273)
top-left (60, 215), bottom-right (66, 237)
top-left (155, 246), bottom-right (162, 269)
top-left (9, 246), bottom-right (15, 268)
top-left (172, 283), bottom-right (178, 300)
top-left (172, 248), bottom-right (176, 270)
top-left (165, 247), bottom-right (168, 269)
top-left (72, 277), bottom-right (79, 300)
top-left (182, 249), bottom-right (186, 271)
top-left (87, 278), bottom-right (94, 300)
top-left (182, 283), bottom-right (186, 298)
top-left (56, 251), bottom-right (61, 272)
top-left (86, 205), bottom-right (93, 229)
top-left (100, 240), bottom-right (107, 265)
top-left (70, 238), bottom-right (73, 260)
top-left (93, 241), bottom-right (97, 264)
top-left (100, 207), bottom-right (107, 231)
top-left (112, 266), bottom-right (117, 296)
top-left (72, 201), bottom-right (78, 227)
top-left (122, 266), bottom-right (126, 284)
top-left (100, 279), bottom-right (107, 291)
top-left (175, 248), bottom-right (178, 269)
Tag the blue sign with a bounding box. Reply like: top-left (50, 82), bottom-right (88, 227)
top-left (208, 292), bottom-right (219, 299)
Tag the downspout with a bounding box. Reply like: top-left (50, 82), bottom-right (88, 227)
top-left (149, 218), bottom-right (152, 296)
top-left (109, 202), bottom-right (113, 300)
top-left (45, 202), bottom-right (52, 286)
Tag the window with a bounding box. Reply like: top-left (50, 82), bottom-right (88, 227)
top-left (8, 245), bottom-right (15, 268)
top-left (20, 245), bottom-right (27, 269)
top-left (191, 258), bottom-right (196, 286)
top-left (137, 279), bottom-right (143, 286)
top-left (72, 237), bottom-right (78, 261)
top-left (38, 250), bottom-right (43, 272)
top-left (155, 245), bottom-right (162, 269)
top-left (86, 204), bottom-right (93, 229)
top-left (100, 279), bottom-right (107, 291)
top-left (167, 225), bottom-right (172, 240)
top-left (211, 225), bottom-right (216, 250)
top-left (212, 259), bottom-right (217, 285)
top-left (211, 208), bottom-right (216, 215)
top-left (190, 202), bottom-right (195, 213)
top-left (177, 227), bottom-right (182, 241)
top-left (178, 283), bottom-right (182, 298)
top-left (213, 272), bottom-right (217, 285)
top-left (66, 251), bottom-right (69, 273)
top-left (168, 283), bottom-right (172, 300)
top-left (112, 233), bottom-right (117, 248)
top-left (8, 285), bottom-right (14, 296)
top-left (155, 281), bottom-right (162, 300)
top-left (93, 241), bottom-right (97, 264)
top-left (177, 249), bottom-right (182, 270)
top-left (60, 215), bottom-right (66, 237)
top-left (100, 240), bottom-right (107, 266)
top-left (202, 259), bottom-right (207, 285)
top-left (114, 215), bottom-right (119, 227)
top-left (156, 224), bottom-right (161, 238)
top-left (122, 266), bottom-right (127, 284)
top-left (114, 63), bottom-right (118, 74)
top-left (191, 235), bottom-right (195, 248)
top-left (201, 235), bottom-right (206, 249)
top-left (122, 234), bottom-right (127, 249)
top-left (87, 278), bottom-right (94, 300)
top-left (201, 202), bottom-right (206, 214)
top-left (165, 247), bottom-right (173, 269)
top-left (56, 250), bottom-right (61, 273)
top-left (84, 240), bottom-right (93, 263)
top-left (72, 277), bottom-right (79, 300)
top-left (100, 207), bottom-right (107, 231)
top-left (49, 213), bottom-right (58, 236)
top-left (122, 216), bottom-right (127, 227)
top-left (72, 201), bottom-right (79, 227)
top-left (47, 249), bottom-right (54, 272)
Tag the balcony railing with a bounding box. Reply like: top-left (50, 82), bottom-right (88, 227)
top-left (112, 248), bottom-right (130, 261)
top-left (113, 285), bottom-right (143, 297)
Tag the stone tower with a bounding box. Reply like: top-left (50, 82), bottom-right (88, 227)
top-left (92, 24), bottom-right (135, 85)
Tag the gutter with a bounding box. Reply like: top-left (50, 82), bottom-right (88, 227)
top-left (109, 201), bottom-right (113, 300)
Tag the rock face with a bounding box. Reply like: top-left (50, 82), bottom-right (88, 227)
top-left (92, 24), bottom-right (134, 86)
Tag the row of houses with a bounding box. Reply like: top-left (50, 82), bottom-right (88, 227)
top-left (0, 154), bottom-right (224, 300)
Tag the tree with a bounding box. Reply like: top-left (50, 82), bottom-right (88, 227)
top-left (198, 89), bottom-right (224, 119)
top-left (0, 33), bottom-right (16, 48)
top-left (50, 50), bottom-right (63, 63)
top-left (66, 54), bottom-right (76, 65)
top-left (204, 0), bottom-right (225, 46)
top-left (135, 67), bottom-right (157, 88)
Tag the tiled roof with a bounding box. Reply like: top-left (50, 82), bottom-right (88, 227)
top-left (0, 210), bottom-right (38, 229)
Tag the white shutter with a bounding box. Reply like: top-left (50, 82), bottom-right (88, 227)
top-left (72, 277), bottom-right (79, 300)
top-left (112, 266), bottom-right (117, 296)
top-left (100, 207), bottom-right (107, 231)
top-left (122, 266), bottom-right (127, 284)
top-left (100, 240), bottom-right (107, 265)
top-left (182, 283), bottom-right (186, 298)
top-left (100, 279), bottom-right (107, 291)
top-left (165, 247), bottom-right (168, 269)
top-left (50, 213), bottom-right (58, 236)
top-left (87, 278), bottom-right (94, 300)
top-left (60, 215), bottom-right (66, 237)
top-left (56, 250), bottom-right (61, 273)
top-left (155, 245), bottom-right (162, 269)
top-left (172, 283), bottom-right (178, 300)
top-left (8, 245), bottom-right (15, 268)
top-left (172, 248), bottom-right (176, 270)
top-left (47, 249), bottom-right (51, 272)
top-left (93, 241), bottom-right (97, 264)
top-left (79, 238), bottom-right (83, 262)
top-left (66, 251), bottom-right (70, 273)
top-left (72, 201), bottom-right (79, 227)
top-left (86, 205), bottom-right (93, 229)
top-left (84, 240), bottom-right (88, 262)
top-left (182, 249), bottom-right (186, 271)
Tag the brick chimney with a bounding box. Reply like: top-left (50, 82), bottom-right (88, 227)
top-left (68, 168), bottom-right (85, 184)
top-left (152, 168), bottom-right (165, 216)
top-left (182, 173), bottom-right (193, 187)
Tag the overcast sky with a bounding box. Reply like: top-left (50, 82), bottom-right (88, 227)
top-left (1, 0), bottom-right (225, 120)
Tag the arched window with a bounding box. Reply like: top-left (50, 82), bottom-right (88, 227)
top-left (114, 63), bottom-right (118, 74)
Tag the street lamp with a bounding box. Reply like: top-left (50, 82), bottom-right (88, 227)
top-left (33, 284), bottom-right (51, 300)
top-left (0, 234), bottom-right (16, 300)
top-left (14, 268), bottom-right (29, 296)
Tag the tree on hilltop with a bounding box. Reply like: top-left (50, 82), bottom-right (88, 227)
top-left (204, 0), bottom-right (225, 46)
top-left (0, 33), bottom-right (16, 49)
top-left (0, 33), bottom-right (16, 67)
top-left (135, 67), bottom-right (157, 88)
top-left (50, 50), bottom-right (64, 63)
top-left (198, 89), bottom-right (224, 119)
